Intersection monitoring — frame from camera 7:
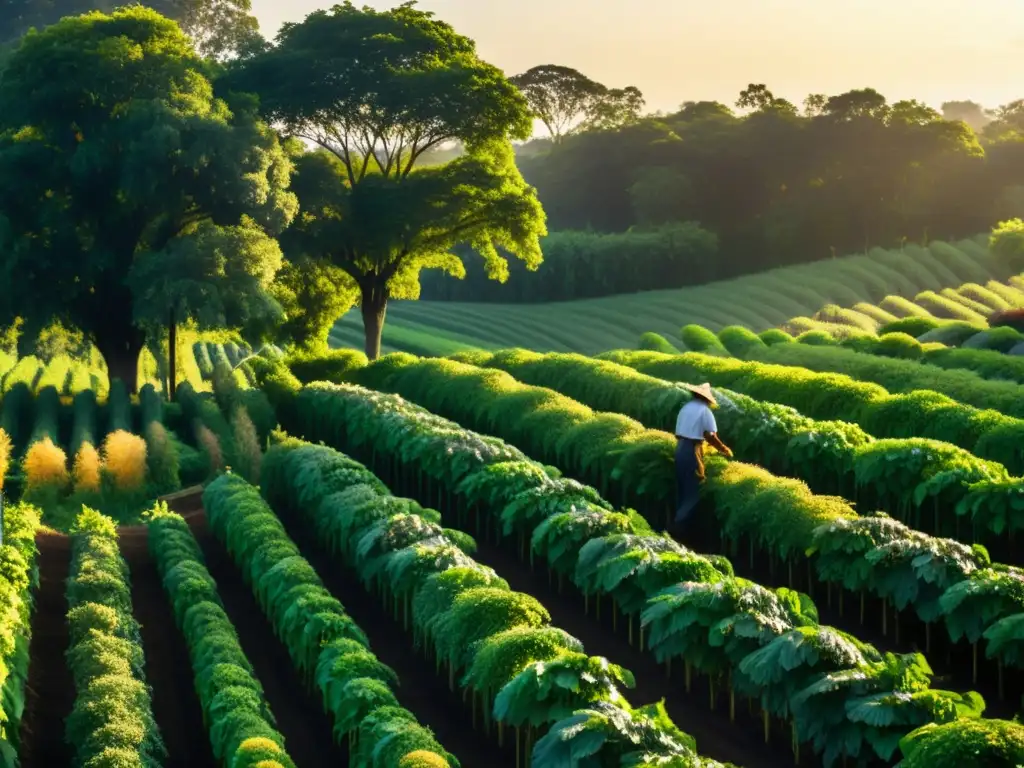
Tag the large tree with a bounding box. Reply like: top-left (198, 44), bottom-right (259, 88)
top-left (510, 64), bottom-right (645, 142)
top-left (0, 7), bottom-right (296, 390)
top-left (226, 1), bottom-right (546, 359)
top-left (0, 0), bottom-right (262, 60)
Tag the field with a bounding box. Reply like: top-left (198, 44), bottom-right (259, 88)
top-left (328, 235), bottom-right (1017, 356)
top-left (5, 286), bottom-right (1024, 765)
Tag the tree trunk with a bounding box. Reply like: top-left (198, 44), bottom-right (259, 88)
top-left (97, 331), bottom-right (145, 395)
top-left (168, 307), bottom-right (178, 401)
top-left (360, 282), bottom-right (389, 361)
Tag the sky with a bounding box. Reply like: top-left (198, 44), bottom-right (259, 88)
top-left (248, 0), bottom-right (1024, 116)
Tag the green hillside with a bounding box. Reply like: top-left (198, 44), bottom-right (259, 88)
top-left (330, 235), bottom-right (1009, 355)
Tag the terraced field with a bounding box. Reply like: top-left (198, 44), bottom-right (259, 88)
top-left (328, 236), bottom-right (1016, 356)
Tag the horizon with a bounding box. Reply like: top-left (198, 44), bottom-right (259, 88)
top-left (249, 0), bottom-right (1024, 115)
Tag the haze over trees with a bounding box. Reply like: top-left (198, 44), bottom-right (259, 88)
top-left (423, 81), bottom-right (1024, 303)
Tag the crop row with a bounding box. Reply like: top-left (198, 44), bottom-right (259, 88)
top-left (260, 437), bottom-right (724, 767)
top-left (65, 507), bottom-right (166, 766)
top-left (729, 335), bottom-right (1024, 422)
top-left (0, 354), bottom-right (105, 398)
top-left (263, 368), bottom-right (1013, 767)
top-left (298, 352), bottom-right (1024, 693)
top-left (147, 504), bottom-right (299, 767)
top-left (0, 501), bottom-right (39, 760)
top-left (600, 349), bottom-right (1024, 476)
top-left (202, 473), bottom-right (459, 766)
top-left (459, 349), bottom-right (1022, 554)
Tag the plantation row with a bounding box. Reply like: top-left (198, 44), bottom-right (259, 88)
top-left (667, 314), bottom-right (1024, 386)
top-left (458, 349), bottom-right (1021, 552)
top-left (202, 476), bottom-right (463, 766)
top-left (260, 438), bottom-right (724, 766)
top-left (604, 348), bottom-right (1024, 476)
top-left (785, 275), bottom-right (1024, 337)
top-left (671, 323), bottom-right (1024, 424)
top-left (0, 502), bottom-right (39, 761)
top-left (286, 352), bottom-right (1024, 700)
top-left (0, 352), bottom-right (107, 398)
top-left (257, 359), bottom-right (1020, 766)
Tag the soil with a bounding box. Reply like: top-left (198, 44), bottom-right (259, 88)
top-left (118, 523), bottom-right (217, 768)
top-left (273, 505), bottom-right (516, 768)
top-left (19, 532), bottom-right (75, 768)
top-left (188, 510), bottom-right (348, 768)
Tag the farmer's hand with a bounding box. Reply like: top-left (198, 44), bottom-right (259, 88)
top-left (722, 446), bottom-right (734, 459)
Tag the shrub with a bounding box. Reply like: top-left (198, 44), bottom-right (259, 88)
top-left (145, 422), bottom-right (180, 495)
top-left (878, 295), bottom-right (933, 318)
top-left (758, 328), bottom-right (793, 346)
top-left (195, 423), bottom-right (223, 477)
top-left (795, 330), bottom-right (838, 346)
top-left (287, 349), bottom-right (369, 384)
top-left (637, 332), bottom-right (679, 354)
top-left (230, 408), bottom-right (261, 485)
top-left (717, 325), bottom-right (766, 357)
top-left (30, 385), bottom-right (61, 445)
top-left (105, 379), bottom-right (132, 434)
top-left (101, 431), bottom-right (148, 493)
top-left (989, 308), bottom-right (1024, 333)
top-left (917, 321), bottom-right (986, 346)
top-left (399, 751), bottom-right (450, 767)
top-left (72, 443), bottom-right (102, 495)
top-left (914, 290), bottom-right (988, 323)
top-left (962, 326), bottom-right (1024, 352)
top-left (878, 316), bottom-right (941, 338)
top-left (874, 332), bottom-right (923, 360)
top-left (23, 437), bottom-right (69, 498)
top-left (679, 324), bottom-right (729, 355)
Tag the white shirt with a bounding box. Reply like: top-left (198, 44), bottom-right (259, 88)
top-left (675, 399), bottom-right (717, 440)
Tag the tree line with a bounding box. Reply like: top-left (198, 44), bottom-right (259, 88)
top-left (424, 74), bottom-right (1024, 302)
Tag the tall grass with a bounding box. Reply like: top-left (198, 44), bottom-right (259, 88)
top-left (100, 430), bottom-right (147, 494)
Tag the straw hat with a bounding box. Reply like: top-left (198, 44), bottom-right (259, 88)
top-left (684, 382), bottom-right (717, 407)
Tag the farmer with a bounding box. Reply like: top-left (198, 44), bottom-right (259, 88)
top-left (671, 382), bottom-right (732, 538)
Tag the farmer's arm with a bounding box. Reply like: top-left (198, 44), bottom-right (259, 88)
top-left (703, 430), bottom-right (732, 457)
top-left (701, 408), bottom-right (732, 457)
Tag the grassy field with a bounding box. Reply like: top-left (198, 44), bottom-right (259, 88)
top-left (330, 235), bottom-right (1013, 355)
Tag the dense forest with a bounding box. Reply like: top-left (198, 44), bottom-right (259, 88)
top-left (423, 82), bottom-right (1024, 302)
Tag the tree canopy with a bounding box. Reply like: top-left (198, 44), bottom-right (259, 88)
top-left (422, 82), bottom-right (1023, 303)
top-left (227, 0), bottom-right (546, 358)
top-left (0, 6), bottom-right (296, 389)
top-left (510, 64), bottom-right (645, 142)
top-left (0, 0), bottom-right (262, 59)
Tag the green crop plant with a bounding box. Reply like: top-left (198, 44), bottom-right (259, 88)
top-left (202, 474), bottom-right (458, 767)
top-left (275, 381), bottom-right (994, 767)
top-left (295, 353), bottom-right (1024, 691)
top-left (68, 389), bottom-right (98, 458)
top-left (147, 505), bottom-right (298, 766)
top-left (28, 386), bottom-right (60, 447)
top-left (105, 378), bottom-right (132, 434)
top-left (262, 437), bottom-right (749, 766)
top-left (65, 507), bottom-right (165, 766)
top-left (601, 350), bottom-right (1024, 474)
top-left (0, 384), bottom-right (32, 457)
top-left (0, 500), bottom-right (40, 762)
top-left (680, 324), bottom-right (729, 355)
